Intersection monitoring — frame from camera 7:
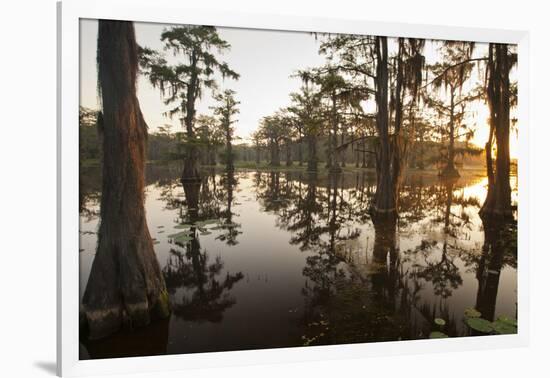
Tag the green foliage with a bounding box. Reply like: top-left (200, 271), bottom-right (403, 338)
top-left (464, 308), bottom-right (481, 318)
top-left (139, 26), bottom-right (239, 137)
top-left (463, 309), bottom-right (517, 335)
top-left (168, 231), bottom-right (194, 244)
top-left (465, 317), bottom-right (493, 333)
top-left (492, 318), bottom-right (517, 335)
top-left (210, 89), bottom-right (240, 164)
top-left (174, 223), bottom-right (193, 229)
top-left (429, 331), bottom-right (448, 339)
top-left (79, 106), bottom-right (101, 161)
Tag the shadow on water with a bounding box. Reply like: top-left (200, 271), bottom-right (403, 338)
top-left (79, 164), bottom-right (517, 357)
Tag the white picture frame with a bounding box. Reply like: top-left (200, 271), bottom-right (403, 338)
top-left (57, 0), bottom-right (530, 376)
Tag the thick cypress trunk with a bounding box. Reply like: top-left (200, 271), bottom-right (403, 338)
top-left (83, 20), bottom-right (170, 340)
top-left (371, 214), bottom-right (399, 301)
top-left (183, 180), bottom-right (201, 223)
top-left (372, 36), bottom-right (397, 216)
top-left (480, 43), bottom-right (513, 220)
top-left (183, 146), bottom-right (201, 181)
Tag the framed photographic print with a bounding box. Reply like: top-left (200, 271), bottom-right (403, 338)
top-left (57, 0), bottom-right (530, 376)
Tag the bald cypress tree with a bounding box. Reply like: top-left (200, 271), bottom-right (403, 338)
top-left (82, 20), bottom-right (170, 340)
top-left (480, 43), bottom-right (516, 220)
top-left (425, 42), bottom-right (481, 178)
top-left (211, 89), bottom-right (240, 172)
top-left (288, 85), bottom-right (323, 172)
top-left (140, 26), bottom-right (239, 182)
top-left (316, 36), bottom-right (425, 217)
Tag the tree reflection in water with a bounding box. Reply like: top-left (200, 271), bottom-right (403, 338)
top-left (475, 220), bottom-right (517, 322)
top-left (216, 170), bottom-right (242, 245)
top-left (162, 172), bottom-right (244, 323)
top-left (80, 164), bottom-right (518, 355)
top-left (251, 170), bottom-right (517, 342)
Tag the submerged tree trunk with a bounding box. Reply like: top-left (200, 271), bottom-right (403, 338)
top-left (83, 20), bottom-right (170, 340)
top-left (480, 43), bottom-right (513, 220)
top-left (371, 214), bottom-right (399, 301)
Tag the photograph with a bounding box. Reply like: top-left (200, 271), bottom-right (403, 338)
top-left (78, 18), bottom-right (518, 360)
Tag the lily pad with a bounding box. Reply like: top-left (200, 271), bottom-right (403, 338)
top-left (429, 331), bottom-right (448, 339)
top-left (465, 317), bottom-right (493, 333)
top-left (491, 320), bottom-right (517, 335)
top-left (168, 231), bottom-right (194, 243)
top-left (200, 231), bottom-right (212, 236)
top-left (434, 318), bottom-right (446, 326)
top-left (496, 315), bottom-right (517, 327)
top-left (174, 223), bottom-right (193, 229)
top-left (168, 231), bottom-right (189, 238)
top-left (464, 308), bottom-right (481, 318)
top-left (174, 235), bottom-right (193, 244)
top-left (195, 219), bottom-right (219, 227)
top-left (491, 316), bottom-right (517, 334)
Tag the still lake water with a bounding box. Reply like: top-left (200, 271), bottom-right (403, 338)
top-left (79, 164), bottom-right (518, 359)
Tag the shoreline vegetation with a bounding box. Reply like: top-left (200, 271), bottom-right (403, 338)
top-left (80, 158), bottom-right (517, 177)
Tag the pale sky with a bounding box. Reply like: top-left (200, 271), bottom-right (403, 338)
top-left (79, 19), bottom-right (518, 155)
top-left (80, 19), bottom-right (325, 142)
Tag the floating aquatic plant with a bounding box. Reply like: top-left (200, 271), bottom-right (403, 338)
top-left (429, 331), bottom-right (448, 339)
